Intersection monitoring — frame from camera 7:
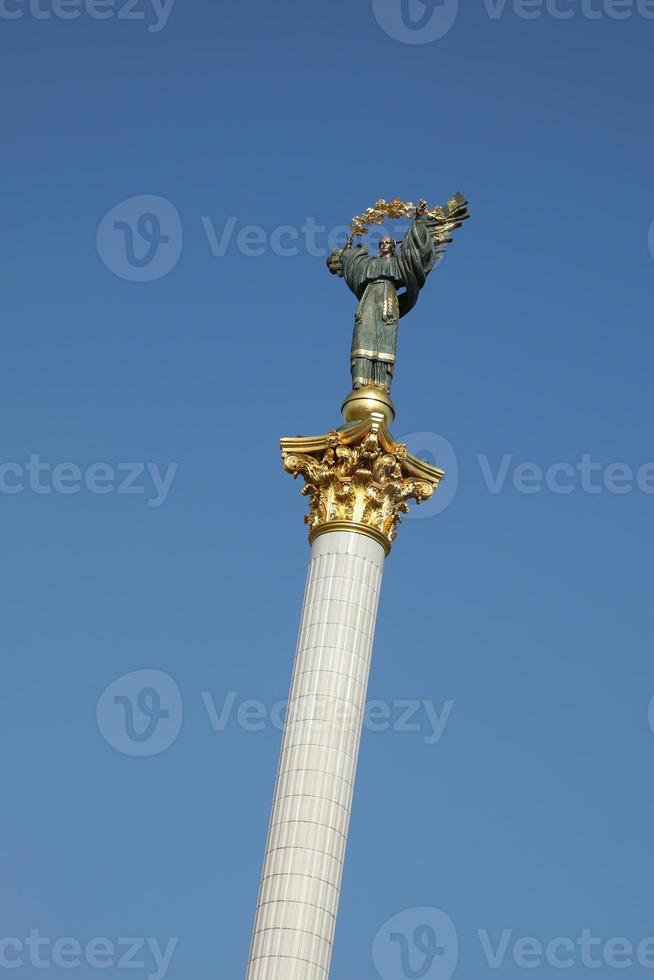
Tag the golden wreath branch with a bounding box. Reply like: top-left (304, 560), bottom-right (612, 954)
top-left (345, 195), bottom-right (467, 248)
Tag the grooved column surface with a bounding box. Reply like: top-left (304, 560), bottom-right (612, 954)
top-left (245, 530), bottom-right (385, 980)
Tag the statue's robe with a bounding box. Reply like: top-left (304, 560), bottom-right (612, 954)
top-left (340, 218), bottom-right (437, 392)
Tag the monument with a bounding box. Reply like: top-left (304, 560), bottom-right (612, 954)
top-left (245, 194), bottom-right (470, 980)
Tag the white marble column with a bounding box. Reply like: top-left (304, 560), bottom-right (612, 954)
top-left (245, 528), bottom-right (386, 980)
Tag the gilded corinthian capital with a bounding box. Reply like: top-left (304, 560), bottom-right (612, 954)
top-left (281, 414), bottom-right (443, 555)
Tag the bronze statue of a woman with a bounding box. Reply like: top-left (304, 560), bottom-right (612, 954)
top-left (327, 195), bottom-right (469, 396)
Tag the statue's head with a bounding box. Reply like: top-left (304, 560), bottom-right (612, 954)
top-left (379, 236), bottom-right (396, 257)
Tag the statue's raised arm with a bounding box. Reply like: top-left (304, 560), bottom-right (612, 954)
top-left (327, 195), bottom-right (469, 398)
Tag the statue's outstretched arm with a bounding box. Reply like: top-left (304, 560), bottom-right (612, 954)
top-left (327, 244), bottom-right (370, 302)
top-left (326, 248), bottom-right (346, 278)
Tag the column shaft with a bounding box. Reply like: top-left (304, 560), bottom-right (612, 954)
top-left (245, 529), bottom-right (385, 980)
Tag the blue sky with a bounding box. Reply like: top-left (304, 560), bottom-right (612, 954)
top-left (2, 1), bottom-right (654, 978)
